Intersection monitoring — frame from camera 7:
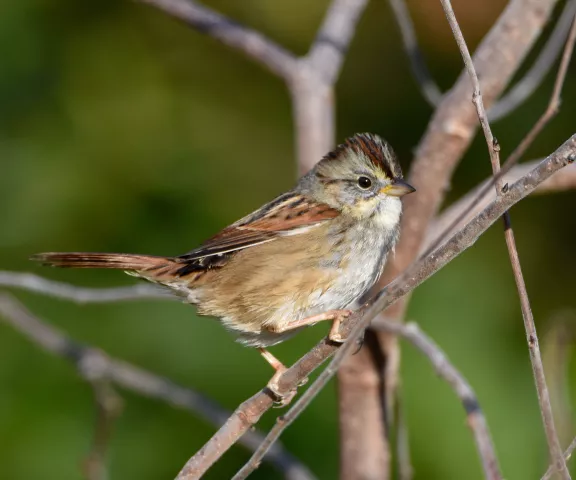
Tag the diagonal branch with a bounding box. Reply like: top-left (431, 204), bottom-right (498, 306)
top-left (0, 293), bottom-right (315, 480)
top-left (138, 0), bottom-right (298, 81)
top-left (439, 0), bottom-right (573, 477)
top-left (234, 319), bottom-right (500, 480)
top-left (175, 135), bottom-right (576, 480)
top-left (425, 161), bottom-right (576, 249)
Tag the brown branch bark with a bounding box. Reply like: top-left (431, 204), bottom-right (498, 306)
top-left (343, 1), bottom-right (560, 475)
top-left (175, 135), bottom-right (576, 480)
top-left (0, 293), bottom-right (314, 480)
top-left (234, 318), bottom-right (502, 480)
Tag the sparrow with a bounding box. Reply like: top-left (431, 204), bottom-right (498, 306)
top-left (32, 133), bottom-right (415, 399)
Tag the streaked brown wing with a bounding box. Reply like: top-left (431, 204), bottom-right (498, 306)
top-left (177, 192), bottom-right (339, 268)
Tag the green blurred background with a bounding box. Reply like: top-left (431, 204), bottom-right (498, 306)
top-left (1, 0), bottom-right (575, 478)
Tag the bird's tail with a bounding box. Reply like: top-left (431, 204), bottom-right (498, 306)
top-left (30, 252), bottom-right (175, 271)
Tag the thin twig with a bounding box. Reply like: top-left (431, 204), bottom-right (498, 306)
top-left (0, 271), bottom-right (172, 303)
top-left (543, 437), bottom-right (576, 480)
top-left (424, 161), bottom-right (576, 250)
top-left (388, 0), bottom-right (575, 121)
top-left (0, 293), bottom-right (315, 480)
top-left (489, 0), bottom-right (576, 121)
top-left (138, 0), bottom-right (298, 81)
top-left (83, 381), bottom-right (123, 480)
top-left (421, 9), bottom-right (576, 260)
top-left (177, 136), bottom-right (575, 480)
top-left (373, 2), bottom-right (559, 436)
top-left (235, 319), bottom-right (500, 480)
top-left (503, 11), bottom-right (576, 170)
top-left (387, 0), bottom-right (443, 107)
top-left (440, 0), bottom-right (572, 477)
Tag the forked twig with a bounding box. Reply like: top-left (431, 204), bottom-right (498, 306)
top-left (178, 137), bottom-right (575, 479)
top-left (234, 320), bottom-right (500, 480)
top-left (0, 293), bottom-right (314, 480)
top-left (439, 0), bottom-right (573, 477)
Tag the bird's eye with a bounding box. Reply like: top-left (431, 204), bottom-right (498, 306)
top-left (357, 176), bottom-right (372, 189)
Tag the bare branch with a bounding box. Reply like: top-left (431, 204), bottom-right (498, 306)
top-left (138, 0), bottom-right (298, 80)
top-left (361, 0), bottom-right (559, 470)
top-left (0, 293), bottom-right (314, 480)
top-left (176, 136), bottom-right (575, 480)
top-left (504, 11), bottom-right (576, 170)
top-left (387, 0), bottom-right (443, 107)
top-left (395, 390), bottom-right (414, 480)
top-left (236, 319), bottom-right (500, 480)
top-left (421, 11), bottom-right (576, 259)
top-left (0, 271), bottom-right (172, 303)
top-left (489, 0), bottom-right (576, 121)
top-left (292, 0), bottom-right (369, 173)
top-left (336, 331), bottom-right (390, 479)
top-left (83, 381), bottom-right (123, 480)
top-left (543, 437), bottom-right (576, 480)
top-left (440, 0), bottom-right (572, 477)
top-left (388, 0), bottom-right (575, 122)
top-left (425, 161), bottom-right (576, 249)
top-left (306, 0), bottom-right (369, 85)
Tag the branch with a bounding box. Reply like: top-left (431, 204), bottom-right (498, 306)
top-left (0, 293), bottom-right (314, 480)
top-left (387, 0), bottom-right (443, 107)
top-left (440, 1), bottom-right (573, 477)
top-left (421, 9), bottom-right (576, 259)
top-left (83, 380), bottom-right (123, 480)
top-left (292, 0), bottom-right (369, 173)
top-left (0, 271), bottom-right (172, 303)
top-left (388, 0), bottom-right (575, 122)
top-left (489, 0), bottom-right (576, 121)
top-left (424, 161), bottom-right (576, 250)
top-left (360, 0), bottom-right (560, 471)
top-left (235, 319), bottom-right (500, 480)
top-left (543, 437), bottom-right (576, 480)
top-left (138, 0), bottom-right (298, 80)
top-left (305, 0), bottom-right (369, 85)
top-left (176, 135), bottom-right (576, 480)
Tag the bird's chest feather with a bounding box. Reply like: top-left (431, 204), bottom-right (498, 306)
top-left (192, 211), bottom-right (398, 345)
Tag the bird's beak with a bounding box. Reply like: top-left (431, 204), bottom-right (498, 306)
top-left (380, 179), bottom-right (416, 197)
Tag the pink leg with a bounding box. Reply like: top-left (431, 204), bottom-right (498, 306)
top-left (267, 309), bottom-right (352, 343)
top-left (259, 348), bottom-right (306, 407)
top-left (259, 348), bottom-right (292, 406)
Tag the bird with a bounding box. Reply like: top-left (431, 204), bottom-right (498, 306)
top-left (31, 133), bottom-right (415, 401)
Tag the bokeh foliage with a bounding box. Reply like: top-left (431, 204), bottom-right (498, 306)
top-left (1, 0), bottom-right (575, 478)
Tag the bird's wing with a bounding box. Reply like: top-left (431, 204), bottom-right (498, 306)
top-left (175, 192), bottom-right (339, 273)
